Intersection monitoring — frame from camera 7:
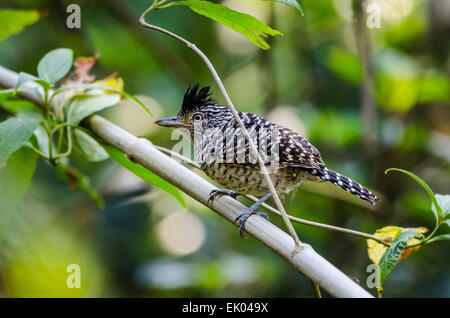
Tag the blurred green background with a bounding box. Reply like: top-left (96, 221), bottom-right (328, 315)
top-left (0, 0), bottom-right (449, 297)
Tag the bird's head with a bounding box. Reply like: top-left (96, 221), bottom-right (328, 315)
top-left (155, 84), bottom-right (233, 134)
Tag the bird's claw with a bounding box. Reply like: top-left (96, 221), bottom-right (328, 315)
top-left (235, 209), bottom-right (269, 237)
top-left (207, 189), bottom-right (239, 204)
top-left (208, 190), bottom-right (270, 237)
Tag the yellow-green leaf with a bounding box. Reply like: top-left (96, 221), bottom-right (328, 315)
top-left (93, 77), bottom-right (124, 94)
top-left (168, 0), bottom-right (282, 50)
top-left (367, 225), bottom-right (428, 265)
top-left (104, 145), bottom-right (187, 210)
top-left (378, 230), bottom-right (420, 287)
top-left (0, 9), bottom-right (40, 41)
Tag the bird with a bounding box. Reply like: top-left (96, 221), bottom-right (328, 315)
top-left (155, 84), bottom-right (378, 236)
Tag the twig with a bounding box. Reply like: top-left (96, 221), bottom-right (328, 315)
top-left (138, 1), bottom-right (301, 245)
top-left (311, 280), bottom-right (322, 298)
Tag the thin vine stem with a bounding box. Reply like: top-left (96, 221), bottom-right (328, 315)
top-left (311, 281), bottom-right (322, 298)
top-left (53, 127), bottom-right (72, 160)
top-left (52, 122), bottom-right (83, 134)
top-left (52, 124), bottom-right (94, 160)
top-left (28, 145), bottom-right (50, 160)
top-left (57, 127), bottom-right (65, 154)
top-left (139, 1), bottom-right (301, 245)
top-left (42, 121), bottom-right (54, 162)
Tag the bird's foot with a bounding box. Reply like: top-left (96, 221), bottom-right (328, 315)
top-left (208, 189), bottom-right (239, 204)
top-left (233, 191), bottom-right (272, 237)
top-left (235, 209), bottom-right (269, 237)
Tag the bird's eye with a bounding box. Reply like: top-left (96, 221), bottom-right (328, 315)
top-left (193, 114), bottom-right (203, 121)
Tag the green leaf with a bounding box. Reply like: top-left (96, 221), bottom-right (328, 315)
top-left (427, 234), bottom-right (450, 243)
top-left (29, 126), bottom-right (50, 157)
top-left (0, 147), bottom-right (38, 243)
top-left (9, 81), bottom-right (43, 103)
top-left (51, 84), bottom-right (152, 116)
top-left (435, 194), bottom-right (450, 218)
top-left (385, 168), bottom-right (443, 225)
top-left (34, 79), bottom-right (52, 92)
top-left (265, 0), bottom-right (304, 15)
top-left (104, 145), bottom-right (187, 210)
top-left (0, 88), bottom-right (15, 102)
top-left (168, 0), bottom-right (282, 50)
top-left (37, 48), bottom-right (73, 84)
top-left (67, 94), bottom-right (121, 125)
top-left (0, 116), bottom-right (42, 165)
top-left (73, 130), bottom-right (109, 162)
top-left (0, 9), bottom-right (40, 41)
top-left (0, 100), bottom-right (41, 116)
top-left (15, 72), bottom-right (39, 92)
top-left (378, 230), bottom-right (419, 286)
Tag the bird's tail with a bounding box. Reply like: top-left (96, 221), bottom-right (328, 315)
top-left (309, 167), bottom-right (378, 205)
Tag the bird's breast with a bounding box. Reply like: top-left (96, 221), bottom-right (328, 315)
top-left (201, 162), bottom-right (310, 196)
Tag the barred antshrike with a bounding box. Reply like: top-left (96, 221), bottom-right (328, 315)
top-left (156, 84), bottom-right (378, 236)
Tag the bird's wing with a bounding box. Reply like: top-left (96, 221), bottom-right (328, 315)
top-left (226, 113), bottom-right (325, 169)
top-left (277, 126), bottom-right (325, 169)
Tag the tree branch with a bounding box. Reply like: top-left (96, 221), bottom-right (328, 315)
top-left (0, 65), bottom-right (373, 298)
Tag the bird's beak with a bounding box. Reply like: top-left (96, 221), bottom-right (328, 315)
top-left (155, 116), bottom-right (191, 128)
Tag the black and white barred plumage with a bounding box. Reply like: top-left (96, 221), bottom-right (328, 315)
top-left (156, 84), bottom-right (378, 205)
top-left (305, 167), bottom-right (377, 204)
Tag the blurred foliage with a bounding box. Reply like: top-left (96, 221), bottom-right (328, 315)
top-left (0, 0), bottom-right (449, 298)
top-left (0, 9), bottom-right (40, 41)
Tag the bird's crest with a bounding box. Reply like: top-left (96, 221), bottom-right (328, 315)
top-left (181, 84), bottom-right (215, 113)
